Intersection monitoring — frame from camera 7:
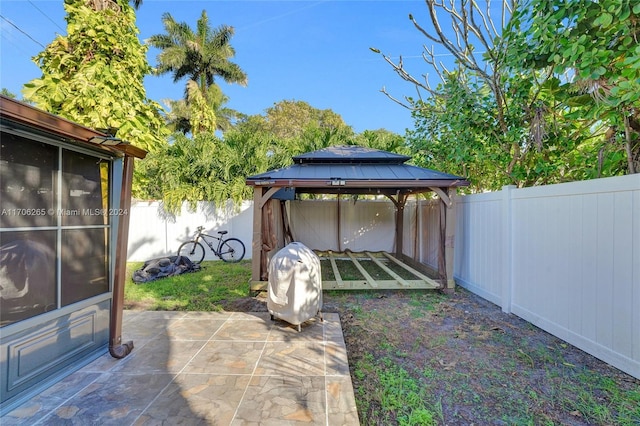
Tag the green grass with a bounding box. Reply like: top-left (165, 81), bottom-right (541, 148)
top-left (561, 371), bottom-right (640, 424)
top-left (124, 260), bottom-right (252, 311)
top-left (354, 354), bottom-right (438, 426)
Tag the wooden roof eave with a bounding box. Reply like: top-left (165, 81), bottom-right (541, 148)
top-left (0, 95), bottom-right (147, 159)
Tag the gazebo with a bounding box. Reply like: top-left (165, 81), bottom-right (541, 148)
top-left (246, 145), bottom-right (469, 292)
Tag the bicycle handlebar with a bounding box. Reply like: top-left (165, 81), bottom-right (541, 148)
top-left (195, 226), bottom-right (228, 235)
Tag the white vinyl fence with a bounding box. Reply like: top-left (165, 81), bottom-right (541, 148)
top-left (455, 174), bottom-right (640, 379)
top-left (127, 199), bottom-right (412, 261)
top-left (126, 174), bottom-right (639, 378)
top-left (127, 201), bottom-right (254, 261)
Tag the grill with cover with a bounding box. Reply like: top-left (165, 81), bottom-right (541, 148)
top-left (267, 242), bottom-right (322, 331)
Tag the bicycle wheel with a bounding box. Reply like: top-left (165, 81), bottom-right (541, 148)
top-left (177, 241), bottom-right (205, 264)
top-left (218, 238), bottom-right (245, 262)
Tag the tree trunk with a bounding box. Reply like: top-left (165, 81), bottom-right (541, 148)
top-left (624, 114), bottom-right (638, 174)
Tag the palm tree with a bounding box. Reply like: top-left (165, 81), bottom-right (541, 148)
top-left (147, 10), bottom-right (247, 94)
top-left (164, 82), bottom-right (244, 135)
top-left (87, 0), bottom-right (143, 11)
top-left (147, 10), bottom-right (247, 134)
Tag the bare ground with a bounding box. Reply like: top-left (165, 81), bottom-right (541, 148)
top-left (220, 288), bottom-right (640, 425)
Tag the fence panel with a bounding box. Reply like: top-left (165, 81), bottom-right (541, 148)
top-left (454, 174), bottom-right (640, 379)
top-left (127, 201), bottom-right (253, 261)
top-left (418, 199), bottom-right (441, 270)
top-left (289, 199), bottom-right (396, 252)
top-left (454, 191), bottom-right (506, 306)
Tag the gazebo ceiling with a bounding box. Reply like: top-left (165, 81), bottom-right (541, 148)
top-left (246, 145), bottom-right (469, 195)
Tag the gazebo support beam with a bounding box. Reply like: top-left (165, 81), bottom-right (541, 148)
top-left (251, 187), bottom-right (264, 283)
top-left (110, 155), bottom-right (135, 359)
top-left (260, 187), bottom-right (281, 208)
top-left (429, 186), bottom-right (451, 207)
top-left (394, 193), bottom-right (409, 258)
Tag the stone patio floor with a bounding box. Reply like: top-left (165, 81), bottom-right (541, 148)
top-left (1, 310), bottom-right (360, 425)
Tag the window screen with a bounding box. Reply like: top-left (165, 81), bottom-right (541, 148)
top-left (0, 131), bottom-right (112, 326)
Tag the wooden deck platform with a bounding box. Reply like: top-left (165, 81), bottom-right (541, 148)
top-left (250, 250), bottom-right (441, 292)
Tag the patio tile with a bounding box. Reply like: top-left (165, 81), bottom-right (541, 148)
top-left (0, 372), bottom-right (101, 425)
top-left (255, 341), bottom-right (325, 376)
top-left (326, 376), bottom-right (360, 425)
top-left (110, 339), bottom-right (205, 374)
top-left (135, 374), bottom-right (251, 426)
top-left (213, 319), bottom-right (272, 341)
top-left (181, 311), bottom-right (233, 320)
top-left (164, 318), bottom-right (226, 341)
top-left (323, 313), bottom-right (346, 344)
top-left (79, 350), bottom-right (135, 373)
top-left (40, 373), bottom-right (174, 425)
top-left (325, 342), bottom-right (351, 376)
top-left (1, 310), bottom-right (359, 425)
top-left (182, 341), bottom-right (266, 375)
top-left (231, 375), bottom-right (326, 426)
top-left (267, 317), bottom-right (324, 342)
top-left (229, 312), bottom-right (271, 321)
top-left (121, 316), bottom-right (173, 341)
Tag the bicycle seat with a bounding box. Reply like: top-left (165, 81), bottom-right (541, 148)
top-left (217, 230), bottom-right (228, 235)
top-left (197, 226), bottom-right (204, 231)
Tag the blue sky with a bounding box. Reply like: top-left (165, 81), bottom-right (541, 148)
top-left (1, 0), bottom-right (446, 135)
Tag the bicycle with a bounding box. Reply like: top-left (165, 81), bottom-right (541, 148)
top-left (177, 226), bottom-right (245, 264)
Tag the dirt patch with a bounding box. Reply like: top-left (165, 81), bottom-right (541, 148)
top-left (222, 288), bottom-right (639, 424)
top-left (218, 295), bottom-right (268, 312)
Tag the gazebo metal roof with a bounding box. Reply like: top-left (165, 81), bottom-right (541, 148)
top-left (246, 146), bottom-right (469, 195)
top-left (292, 145), bottom-right (410, 163)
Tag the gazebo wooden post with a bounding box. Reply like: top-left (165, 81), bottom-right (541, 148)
top-left (395, 193), bottom-right (408, 258)
top-left (251, 187), bottom-right (264, 284)
top-left (109, 155), bottom-right (135, 358)
top-left (444, 187), bottom-right (458, 292)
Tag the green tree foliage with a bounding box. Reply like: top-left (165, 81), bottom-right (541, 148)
top-left (374, 0), bottom-right (637, 190)
top-left (147, 10), bottom-right (247, 135)
top-left (503, 0), bottom-right (640, 175)
top-left (22, 0), bottom-right (167, 152)
top-left (261, 100), bottom-right (350, 140)
top-left (353, 129), bottom-right (409, 155)
top-left (372, 0), bottom-right (539, 190)
top-left (233, 100), bottom-right (358, 169)
top-left (1, 89), bottom-right (17, 99)
top-left (163, 82), bottom-right (244, 134)
top-left (138, 130), bottom-right (270, 213)
top-left (406, 71), bottom-right (508, 192)
top-left (136, 100), bottom-right (409, 209)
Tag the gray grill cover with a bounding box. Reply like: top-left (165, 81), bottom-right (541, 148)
top-left (267, 242), bottom-right (322, 327)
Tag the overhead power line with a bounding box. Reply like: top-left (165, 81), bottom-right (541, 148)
top-left (27, 0), bottom-right (65, 33)
top-left (0, 14), bottom-right (45, 48)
